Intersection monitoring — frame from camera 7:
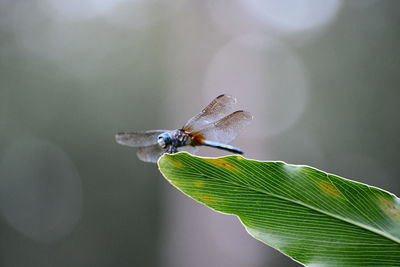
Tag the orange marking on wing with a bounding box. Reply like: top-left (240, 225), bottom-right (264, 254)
top-left (189, 131), bottom-right (205, 146)
top-left (182, 126), bottom-right (192, 132)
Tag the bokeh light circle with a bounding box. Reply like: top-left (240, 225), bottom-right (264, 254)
top-left (241, 0), bottom-right (342, 33)
top-left (0, 137), bottom-right (82, 242)
top-left (203, 34), bottom-right (309, 138)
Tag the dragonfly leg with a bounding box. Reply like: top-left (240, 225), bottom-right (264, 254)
top-left (167, 146), bottom-right (178, 154)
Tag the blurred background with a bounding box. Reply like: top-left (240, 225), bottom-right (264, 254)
top-left (0, 0), bottom-right (399, 266)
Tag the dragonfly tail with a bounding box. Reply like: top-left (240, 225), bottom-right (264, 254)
top-left (202, 140), bottom-right (243, 154)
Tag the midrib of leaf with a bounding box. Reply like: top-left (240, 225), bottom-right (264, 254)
top-left (161, 157), bottom-right (400, 245)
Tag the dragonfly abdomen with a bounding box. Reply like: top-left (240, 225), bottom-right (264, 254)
top-left (202, 140), bottom-right (243, 154)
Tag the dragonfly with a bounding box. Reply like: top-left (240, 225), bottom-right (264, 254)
top-left (115, 94), bottom-right (252, 163)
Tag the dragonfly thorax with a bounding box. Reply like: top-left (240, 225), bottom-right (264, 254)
top-left (174, 129), bottom-right (190, 145)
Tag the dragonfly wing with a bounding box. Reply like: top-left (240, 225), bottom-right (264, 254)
top-left (115, 130), bottom-right (168, 147)
top-left (183, 94), bottom-right (237, 132)
top-left (178, 146), bottom-right (199, 155)
top-left (136, 144), bottom-right (166, 163)
top-left (193, 110), bottom-right (253, 144)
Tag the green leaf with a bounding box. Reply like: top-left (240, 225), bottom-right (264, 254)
top-left (158, 152), bottom-right (400, 267)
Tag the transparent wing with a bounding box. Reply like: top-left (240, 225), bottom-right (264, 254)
top-left (115, 130), bottom-right (168, 147)
top-left (178, 146), bottom-right (199, 155)
top-left (136, 144), bottom-right (166, 163)
top-left (193, 111), bottom-right (252, 144)
top-left (137, 145), bottom-right (198, 163)
top-left (182, 94), bottom-right (237, 132)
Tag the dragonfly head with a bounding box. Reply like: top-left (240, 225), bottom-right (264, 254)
top-left (157, 133), bottom-right (172, 148)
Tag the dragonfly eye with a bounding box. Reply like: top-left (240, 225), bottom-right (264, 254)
top-left (157, 134), bottom-right (171, 148)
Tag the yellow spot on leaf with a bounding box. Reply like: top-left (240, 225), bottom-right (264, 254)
top-left (204, 158), bottom-right (236, 171)
top-left (379, 196), bottom-right (400, 222)
top-left (199, 193), bottom-right (219, 205)
top-left (318, 181), bottom-right (342, 198)
top-left (167, 156), bottom-right (183, 168)
top-left (235, 155), bottom-right (244, 160)
top-left (193, 180), bottom-right (205, 187)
